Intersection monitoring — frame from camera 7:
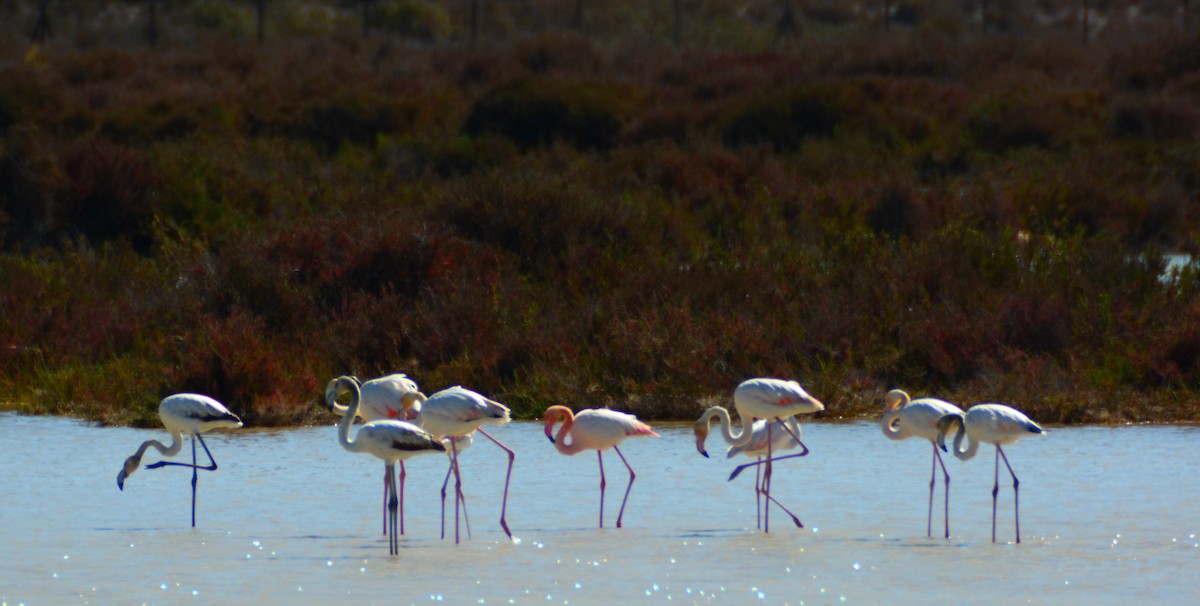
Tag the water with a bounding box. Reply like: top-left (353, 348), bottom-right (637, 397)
top-left (2, 412), bottom-right (1197, 605)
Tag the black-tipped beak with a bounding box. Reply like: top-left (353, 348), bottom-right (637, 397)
top-left (547, 435), bottom-right (555, 444)
top-left (700, 449), bottom-right (709, 458)
top-left (117, 474), bottom-right (125, 491)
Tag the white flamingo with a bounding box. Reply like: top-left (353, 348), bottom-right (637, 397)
top-left (937, 404), bottom-right (1044, 544)
top-left (725, 417), bottom-right (807, 530)
top-left (694, 378), bottom-right (824, 532)
top-left (116, 393), bottom-right (242, 527)
top-left (880, 388), bottom-right (964, 539)
top-left (544, 406), bottom-right (660, 528)
top-left (326, 373), bottom-right (422, 536)
top-left (331, 375), bottom-right (446, 555)
top-left (405, 386), bottom-right (515, 543)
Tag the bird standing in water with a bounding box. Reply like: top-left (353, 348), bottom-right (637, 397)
top-left (544, 406), bottom-right (659, 528)
top-left (880, 388), bottom-right (964, 538)
top-left (116, 393), bottom-right (243, 527)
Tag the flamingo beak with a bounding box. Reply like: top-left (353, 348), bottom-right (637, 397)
top-left (117, 470), bottom-right (126, 491)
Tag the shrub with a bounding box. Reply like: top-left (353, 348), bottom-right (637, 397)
top-left (720, 85), bottom-right (845, 151)
top-left (463, 78), bottom-right (634, 150)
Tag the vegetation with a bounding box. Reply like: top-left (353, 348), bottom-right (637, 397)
top-left (2, 1), bottom-right (1200, 427)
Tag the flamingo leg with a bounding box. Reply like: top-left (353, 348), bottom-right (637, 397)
top-left (191, 436), bottom-right (198, 527)
top-left (476, 428), bottom-right (515, 540)
top-left (763, 423), bottom-right (772, 533)
top-left (935, 444), bottom-right (951, 539)
top-left (440, 459), bottom-right (451, 540)
top-left (450, 440), bottom-right (464, 544)
top-left (612, 445), bottom-right (636, 529)
top-left (991, 445), bottom-right (1000, 543)
top-left (755, 456), bottom-right (762, 530)
top-left (382, 466), bottom-right (390, 536)
top-left (997, 445), bottom-right (1020, 544)
top-left (386, 463), bottom-right (399, 556)
top-left (728, 450), bottom-right (810, 481)
top-left (597, 450), bottom-right (606, 528)
top-left (927, 443), bottom-right (936, 537)
top-left (399, 461), bottom-right (406, 536)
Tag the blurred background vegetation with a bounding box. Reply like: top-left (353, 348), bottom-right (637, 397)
top-left (2, 0), bottom-right (1199, 426)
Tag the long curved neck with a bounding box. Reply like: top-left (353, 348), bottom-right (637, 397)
top-left (701, 406), bottom-right (754, 447)
top-left (552, 411), bottom-right (589, 455)
top-left (136, 431), bottom-right (184, 460)
top-left (337, 379), bottom-right (364, 453)
top-left (950, 422), bottom-right (979, 460)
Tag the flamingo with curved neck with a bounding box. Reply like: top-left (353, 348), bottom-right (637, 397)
top-left (544, 405), bottom-right (659, 528)
top-left (333, 375), bottom-right (446, 555)
top-left (937, 403), bottom-right (1043, 544)
top-left (879, 388), bottom-right (964, 539)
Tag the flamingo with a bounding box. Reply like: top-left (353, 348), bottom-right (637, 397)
top-left (936, 404), bottom-right (1044, 544)
top-left (326, 373), bottom-right (422, 536)
top-left (116, 393), bottom-right (242, 527)
top-left (694, 377), bottom-right (824, 532)
top-left (331, 375), bottom-right (446, 556)
top-left (880, 388), bottom-right (964, 539)
top-left (543, 406), bottom-right (659, 528)
top-left (725, 417), bottom-right (807, 530)
top-left (405, 386), bottom-right (515, 543)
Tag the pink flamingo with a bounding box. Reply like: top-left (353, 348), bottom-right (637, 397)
top-left (405, 386), bottom-right (514, 543)
top-left (694, 377), bottom-right (823, 532)
top-left (116, 393), bottom-right (242, 527)
top-left (544, 406), bottom-right (659, 528)
top-left (326, 373), bottom-right (422, 536)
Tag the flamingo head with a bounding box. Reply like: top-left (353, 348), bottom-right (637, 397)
top-left (400, 391), bottom-right (427, 418)
top-left (693, 420), bottom-right (711, 458)
top-left (884, 389), bottom-right (909, 413)
top-left (326, 375), bottom-right (363, 416)
top-left (543, 405), bottom-right (573, 443)
top-left (116, 453), bottom-right (142, 490)
top-left (935, 413), bottom-right (964, 452)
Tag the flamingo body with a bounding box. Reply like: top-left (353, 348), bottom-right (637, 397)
top-left (116, 393), bottom-right (242, 527)
top-left (544, 406), bottom-right (658, 528)
top-left (326, 373), bottom-right (420, 422)
top-left (880, 388), bottom-right (964, 539)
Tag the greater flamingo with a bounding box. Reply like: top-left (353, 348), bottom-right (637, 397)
top-left (331, 375), bottom-right (446, 555)
top-left (543, 406), bottom-right (659, 528)
top-left (326, 373), bottom-right (422, 536)
top-left (694, 378), bottom-right (824, 532)
top-left (116, 393), bottom-right (242, 527)
top-left (936, 404), bottom-right (1044, 544)
top-left (725, 417), bottom-right (807, 530)
top-left (880, 388), bottom-right (964, 539)
top-left (405, 386), bottom-right (515, 543)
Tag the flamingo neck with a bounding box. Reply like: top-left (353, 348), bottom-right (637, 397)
top-left (336, 378), bottom-right (364, 453)
top-left (880, 407), bottom-right (906, 441)
top-left (136, 431), bottom-right (184, 460)
top-left (950, 422), bottom-right (979, 460)
top-left (550, 410), bottom-right (589, 455)
top-left (701, 406), bottom-right (754, 447)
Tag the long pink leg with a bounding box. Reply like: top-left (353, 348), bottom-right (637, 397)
top-left (763, 422), bottom-right (772, 533)
top-left (476, 429), bottom-right (515, 540)
top-left (399, 461), bottom-right (406, 536)
top-left (450, 440), bottom-right (465, 544)
top-left (612, 445), bottom-right (636, 528)
top-left (382, 466), bottom-right (390, 535)
top-left (597, 451), bottom-right (606, 528)
top-left (440, 455), bottom-right (472, 541)
top-left (755, 456), bottom-right (762, 529)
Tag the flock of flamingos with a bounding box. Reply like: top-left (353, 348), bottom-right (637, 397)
top-left (115, 376), bottom-right (1044, 555)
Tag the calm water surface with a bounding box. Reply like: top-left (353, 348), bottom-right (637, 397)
top-left (1, 412), bottom-right (1197, 605)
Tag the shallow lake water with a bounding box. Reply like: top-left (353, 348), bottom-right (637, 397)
top-left (1, 412), bottom-right (1197, 605)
